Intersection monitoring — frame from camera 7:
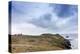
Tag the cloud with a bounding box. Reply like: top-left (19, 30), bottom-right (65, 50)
top-left (29, 14), bottom-right (52, 28)
top-left (11, 22), bottom-right (51, 35)
top-left (49, 4), bottom-right (78, 18)
top-left (11, 1), bottom-right (52, 23)
top-left (11, 1), bottom-right (78, 34)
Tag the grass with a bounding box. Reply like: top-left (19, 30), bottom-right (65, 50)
top-left (9, 33), bottom-right (70, 53)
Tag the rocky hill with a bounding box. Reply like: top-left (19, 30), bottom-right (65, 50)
top-left (9, 33), bottom-right (71, 53)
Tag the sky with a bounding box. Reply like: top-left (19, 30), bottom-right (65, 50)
top-left (9, 1), bottom-right (78, 35)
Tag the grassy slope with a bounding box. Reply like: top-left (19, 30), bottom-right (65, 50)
top-left (10, 34), bottom-right (69, 53)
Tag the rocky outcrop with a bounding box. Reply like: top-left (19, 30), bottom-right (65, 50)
top-left (64, 39), bottom-right (72, 49)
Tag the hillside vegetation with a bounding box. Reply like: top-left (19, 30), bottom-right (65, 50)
top-left (9, 33), bottom-right (71, 53)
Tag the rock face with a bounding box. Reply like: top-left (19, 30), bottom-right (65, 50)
top-left (9, 33), bottom-right (71, 53)
top-left (64, 39), bottom-right (72, 49)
